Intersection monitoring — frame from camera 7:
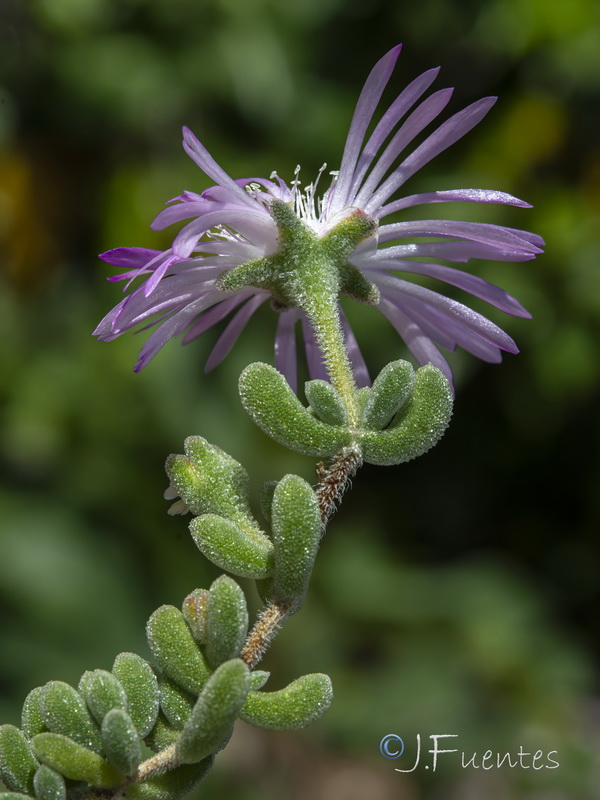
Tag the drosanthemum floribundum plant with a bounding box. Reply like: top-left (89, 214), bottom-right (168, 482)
top-left (94, 44), bottom-right (543, 392)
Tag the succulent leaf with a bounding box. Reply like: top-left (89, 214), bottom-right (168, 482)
top-left (32, 765), bottom-right (65, 800)
top-left (259, 481), bottom-right (277, 526)
top-left (361, 360), bottom-right (415, 430)
top-left (39, 683), bottom-right (101, 753)
top-left (78, 670), bottom-right (128, 727)
top-left (240, 673), bottom-right (333, 731)
top-left (0, 725), bottom-right (38, 794)
top-left (146, 606), bottom-right (210, 695)
top-left (266, 474), bottom-right (321, 613)
top-left (249, 671), bottom-right (270, 691)
top-left (205, 576), bottom-right (249, 669)
top-left (143, 713), bottom-right (179, 753)
top-left (304, 380), bottom-right (347, 426)
top-left (181, 589), bottom-right (209, 644)
top-left (112, 653), bottom-right (160, 739)
top-left (360, 364), bottom-right (453, 465)
top-left (190, 515), bottom-right (273, 579)
top-left (21, 689), bottom-right (46, 741)
top-left (176, 660), bottom-right (250, 764)
top-left (165, 437), bottom-right (253, 520)
top-left (30, 734), bottom-right (121, 788)
top-left (101, 709), bottom-right (141, 777)
top-left (158, 679), bottom-right (195, 731)
top-left (239, 363), bottom-right (353, 456)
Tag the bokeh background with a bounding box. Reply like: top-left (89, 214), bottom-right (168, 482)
top-left (1, 0), bottom-right (600, 798)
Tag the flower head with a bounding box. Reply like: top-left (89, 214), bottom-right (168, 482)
top-left (94, 45), bottom-right (543, 391)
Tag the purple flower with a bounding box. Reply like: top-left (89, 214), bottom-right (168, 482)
top-left (94, 45), bottom-right (543, 391)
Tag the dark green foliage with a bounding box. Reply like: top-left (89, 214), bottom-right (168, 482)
top-left (249, 671), bottom-right (270, 691)
top-left (78, 670), bottom-right (128, 727)
top-left (361, 360), bottom-right (415, 430)
top-left (30, 734), bottom-right (121, 788)
top-left (181, 589), bottom-right (209, 645)
top-left (304, 380), bottom-right (348, 426)
top-left (240, 673), bottom-right (333, 730)
top-left (190, 515), bottom-right (274, 579)
top-left (112, 653), bottom-right (160, 739)
top-left (21, 691), bottom-right (46, 741)
top-left (146, 606), bottom-right (211, 695)
top-left (239, 363), bottom-right (353, 456)
top-left (39, 683), bottom-right (102, 753)
top-left (205, 576), bottom-right (249, 668)
top-left (144, 713), bottom-right (179, 753)
top-left (258, 475), bottom-right (321, 613)
top-left (158, 679), bottom-right (195, 731)
top-left (32, 765), bottom-right (66, 800)
top-left (176, 660), bottom-right (250, 764)
top-left (360, 365), bottom-right (454, 465)
top-left (101, 709), bottom-right (141, 777)
top-left (165, 437), bottom-right (253, 521)
top-left (0, 726), bottom-right (38, 794)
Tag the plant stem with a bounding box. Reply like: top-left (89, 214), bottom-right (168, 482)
top-left (135, 744), bottom-right (179, 781)
top-left (303, 294), bottom-right (361, 428)
top-left (316, 445), bottom-right (362, 530)
top-left (240, 601), bottom-right (291, 670)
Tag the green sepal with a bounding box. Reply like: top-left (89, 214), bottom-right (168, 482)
top-left (0, 725), bottom-right (38, 794)
top-left (78, 670), bottom-right (128, 727)
top-left (143, 713), bottom-right (178, 753)
top-left (249, 671), bottom-right (270, 691)
top-left (181, 589), bottom-right (209, 644)
top-left (165, 437), bottom-right (253, 520)
top-left (190, 515), bottom-right (274, 579)
top-left (304, 380), bottom-right (348, 427)
top-left (158, 678), bottom-right (195, 731)
top-left (239, 363), bottom-right (353, 456)
top-left (39, 682), bottom-right (102, 753)
top-left (338, 262), bottom-right (380, 305)
top-left (112, 653), bottom-right (159, 739)
top-left (101, 709), bottom-right (141, 777)
top-left (30, 734), bottom-right (121, 789)
top-left (262, 474), bottom-right (321, 613)
top-left (361, 360), bottom-right (415, 430)
top-left (176, 660), bottom-right (250, 764)
top-left (205, 576), bottom-right (249, 669)
top-left (146, 606), bottom-right (210, 695)
top-left (360, 364), bottom-right (453, 465)
top-left (33, 765), bottom-right (66, 800)
top-left (240, 673), bottom-right (333, 731)
top-left (21, 689), bottom-right (46, 740)
top-left (124, 758), bottom-right (214, 800)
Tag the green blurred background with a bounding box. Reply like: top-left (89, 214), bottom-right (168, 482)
top-left (1, 0), bottom-right (599, 797)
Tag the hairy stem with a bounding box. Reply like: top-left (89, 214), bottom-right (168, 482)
top-left (303, 295), bottom-right (361, 427)
top-left (240, 601), bottom-right (291, 670)
top-left (316, 445), bottom-right (362, 530)
top-left (135, 743), bottom-right (179, 781)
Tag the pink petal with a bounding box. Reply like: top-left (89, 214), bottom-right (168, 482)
top-left (378, 188), bottom-right (532, 218)
top-left (275, 309), bottom-right (300, 393)
top-left (353, 88), bottom-right (454, 209)
top-left (204, 293), bottom-right (268, 371)
top-left (327, 45), bottom-right (402, 216)
top-left (365, 97), bottom-right (497, 212)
